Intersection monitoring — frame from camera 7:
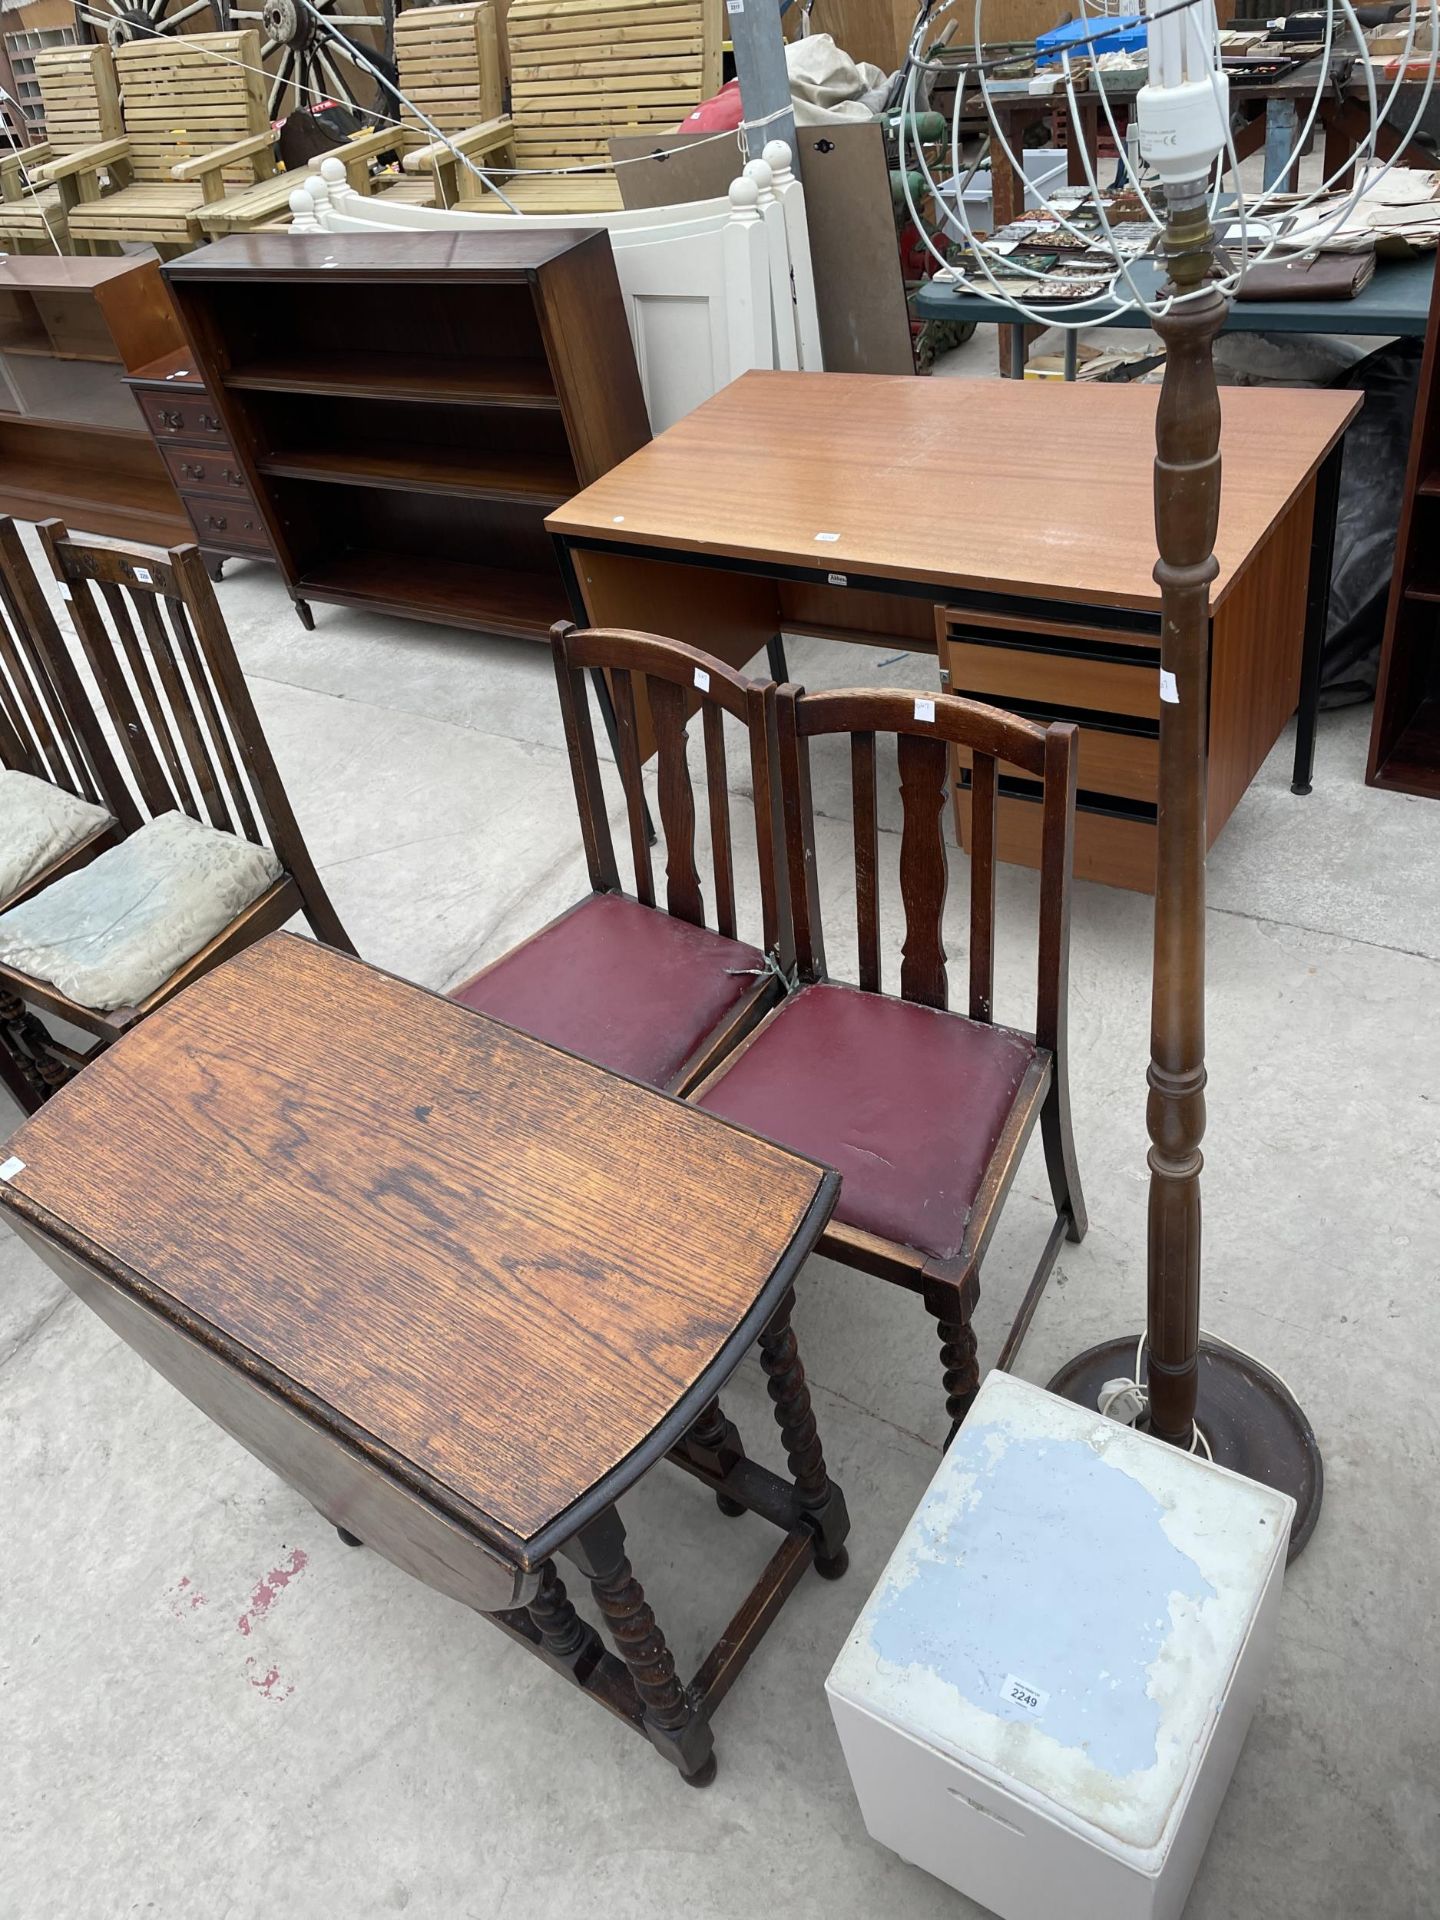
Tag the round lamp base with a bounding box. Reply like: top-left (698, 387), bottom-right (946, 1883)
top-left (1046, 1335), bottom-right (1323, 1562)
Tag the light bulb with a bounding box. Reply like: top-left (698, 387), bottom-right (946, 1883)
top-left (1134, 0), bottom-right (1230, 191)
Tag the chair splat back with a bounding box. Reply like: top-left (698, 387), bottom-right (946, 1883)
top-left (774, 684), bottom-right (1078, 1044)
top-left (0, 518), bottom-right (130, 825)
top-left (551, 623), bottom-right (782, 961)
top-left (35, 521), bottom-right (351, 953)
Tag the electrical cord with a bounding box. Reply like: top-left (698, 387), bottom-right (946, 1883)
top-left (911, 0), bottom-right (1440, 325)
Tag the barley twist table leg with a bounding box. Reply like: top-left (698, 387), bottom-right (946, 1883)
top-left (563, 1508), bottom-right (716, 1786)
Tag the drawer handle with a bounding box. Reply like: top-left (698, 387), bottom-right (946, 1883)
top-left (180, 461), bottom-right (205, 480)
top-left (223, 468), bottom-right (244, 488)
top-left (199, 413), bottom-right (222, 434)
top-left (159, 408), bottom-right (184, 431)
top-left (946, 1789), bottom-right (1024, 1837)
top-left (204, 514), bottom-right (228, 531)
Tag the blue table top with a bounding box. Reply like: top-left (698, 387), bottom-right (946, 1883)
top-left (913, 250), bottom-right (1435, 336)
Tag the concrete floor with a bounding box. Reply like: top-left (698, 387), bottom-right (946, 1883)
top-left (2, 508), bottom-right (1438, 1919)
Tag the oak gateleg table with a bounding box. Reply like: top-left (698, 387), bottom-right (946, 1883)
top-left (0, 933), bottom-right (850, 1787)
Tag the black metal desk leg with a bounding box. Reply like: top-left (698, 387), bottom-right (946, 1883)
top-left (1293, 438), bottom-right (1345, 796)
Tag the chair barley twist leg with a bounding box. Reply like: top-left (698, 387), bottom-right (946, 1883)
top-left (527, 1559), bottom-right (596, 1664)
top-left (0, 994), bottom-right (67, 1106)
top-left (759, 1288), bottom-right (849, 1579)
top-left (938, 1314), bottom-right (981, 1445)
top-left (686, 1396), bottom-right (748, 1516)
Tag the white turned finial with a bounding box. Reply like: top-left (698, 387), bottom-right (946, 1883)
top-left (288, 188), bottom-right (320, 230)
top-left (743, 156), bottom-right (775, 205)
top-left (728, 175), bottom-right (761, 223)
top-left (320, 154), bottom-right (347, 186)
top-left (306, 172), bottom-right (332, 209)
top-left (763, 140), bottom-right (794, 187)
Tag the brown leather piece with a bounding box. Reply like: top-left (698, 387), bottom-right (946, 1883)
top-left (695, 981), bottom-right (1036, 1261)
top-left (450, 891), bottom-right (765, 1089)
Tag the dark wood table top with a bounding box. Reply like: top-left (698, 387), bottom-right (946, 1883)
top-left (546, 370), bottom-right (1361, 615)
top-left (0, 936), bottom-right (836, 1566)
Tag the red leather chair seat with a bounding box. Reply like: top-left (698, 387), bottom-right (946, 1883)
top-left (695, 982), bottom-right (1038, 1261)
top-left (450, 891), bottom-right (766, 1089)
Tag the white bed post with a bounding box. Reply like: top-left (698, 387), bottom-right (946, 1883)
top-left (723, 175), bottom-right (773, 379)
top-left (319, 154), bottom-right (367, 213)
top-left (743, 154), bottom-right (800, 372)
top-left (288, 187), bottom-right (323, 232)
top-left (764, 140), bottom-right (823, 371)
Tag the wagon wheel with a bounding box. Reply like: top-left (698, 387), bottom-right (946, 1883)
top-left (73, 0), bottom-right (226, 51)
top-left (227, 0), bottom-right (397, 124)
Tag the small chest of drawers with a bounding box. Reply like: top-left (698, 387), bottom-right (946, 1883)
top-left (126, 348), bottom-right (311, 628)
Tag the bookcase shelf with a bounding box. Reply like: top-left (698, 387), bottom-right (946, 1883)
top-left (165, 232), bottom-right (650, 641)
top-left (225, 352), bottom-right (562, 410)
top-left (258, 444), bottom-right (578, 507)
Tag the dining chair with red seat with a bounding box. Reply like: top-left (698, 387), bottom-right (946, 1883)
top-left (689, 683), bottom-right (1087, 1437)
top-left (449, 623), bottom-right (789, 1095)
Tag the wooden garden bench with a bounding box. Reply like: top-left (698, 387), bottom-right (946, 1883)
top-left (460, 0), bottom-right (723, 214)
top-left (0, 47), bottom-right (122, 254)
top-left (61, 32), bottom-right (275, 257)
top-left (197, 3), bottom-right (507, 235)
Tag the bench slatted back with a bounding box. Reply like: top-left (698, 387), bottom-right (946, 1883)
top-left (36, 44), bottom-right (122, 156)
top-left (395, 3), bottom-right (503, 134)
top-left (505, 0), bottom-right (719, 175)
top-left (115, 31), bottom-right (268, 187)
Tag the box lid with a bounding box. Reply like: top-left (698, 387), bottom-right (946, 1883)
top-left (827, 1372), bottom-right (1293, 1863)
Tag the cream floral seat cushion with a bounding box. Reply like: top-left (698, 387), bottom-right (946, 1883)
top-left (0, 809), bottom-right (282, 1012)
top-left (0, 767), bottom-right (116, 904)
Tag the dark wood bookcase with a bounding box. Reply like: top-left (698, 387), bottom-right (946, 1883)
top-left (163, 232), bottom-right (650, 641)
top-left (0, 254), bottom-right (189, 545)
top-left (1369, 259), bottom-right (1440, 797)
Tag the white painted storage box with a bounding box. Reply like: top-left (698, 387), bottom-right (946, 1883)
top-left (826, 1372), bottom-right (1294, 1920)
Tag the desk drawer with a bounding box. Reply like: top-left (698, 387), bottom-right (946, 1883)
top-left (956, 787), bottom-right (1158, 894)
top-left (947, 637), bottom-right (1160, 723)
top-left (183, 496), bottom-right (271, 553)
top-left (135, 388), bottom-right (229, 444)
top-left (159, 442), bottom-right (249, 496)
top-left (956, 724), bottom-right (1158, 805)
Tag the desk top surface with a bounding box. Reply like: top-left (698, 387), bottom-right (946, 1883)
top-left (0, 935), bottom-right (833, 1555)
top-left (548, 372), bottom-right (1361, 614)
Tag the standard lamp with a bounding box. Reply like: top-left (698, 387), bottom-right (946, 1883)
top-left (1046, 0), bottom-right (1323, 1557)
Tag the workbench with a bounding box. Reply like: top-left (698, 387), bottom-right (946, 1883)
top-left (914, 251), bottom-right (1434, 380)
top-left (547, 371), bottom-right (1360, 893)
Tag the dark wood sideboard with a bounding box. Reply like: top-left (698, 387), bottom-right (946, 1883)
top-left (162, 231), bottom-right (651, 640)
top-left (124, 347), bottom-right (300, 619)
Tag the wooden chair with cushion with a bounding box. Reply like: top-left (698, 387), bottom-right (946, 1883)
top-left (689, 684), bottom-right (1088, 1437)
top-left (0, 521), bottom-right (352, 1110)
top-left (0, 515), bottom-right (130, 1101)
top-left (449, 622), bottom-right (787, 1094)
top-left (0, 516), bottom-right (128, 909)
top-left (56, 32), bottom-right (275, 257)
top-left (0, 47), bottom-right (123, 254)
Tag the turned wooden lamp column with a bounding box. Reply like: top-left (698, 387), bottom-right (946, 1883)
top-left (1049, 183), bottom-right (1324, 1559)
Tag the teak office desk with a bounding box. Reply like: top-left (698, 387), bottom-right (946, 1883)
top-left (0, 935), bottom-right (849, 1787)
top-left (548, 373), bottom-right (1360, 893)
